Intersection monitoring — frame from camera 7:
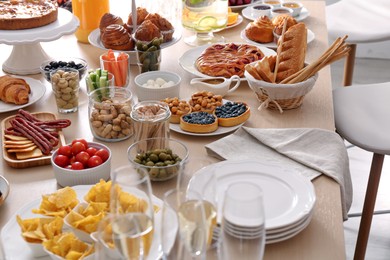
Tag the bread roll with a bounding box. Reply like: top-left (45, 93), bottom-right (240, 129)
top-left (245, 16), bottom-right (274, 43)
top-left (0, 75), bottom-right (31, 105)
top-left (100, 24), bottom-right (134, 51)
top-left (275, 23), bottom-right (307, 82)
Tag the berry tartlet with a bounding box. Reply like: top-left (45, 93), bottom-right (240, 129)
top-left (215, 102), bottom-right (250, 127)
top-left (180, 111), bottom-right (218, 133)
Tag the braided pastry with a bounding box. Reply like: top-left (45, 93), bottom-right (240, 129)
top-left (245, 16), bottom-right (274, 43)
top-left (195, 43), bottom-right (265, 78)
top-left (100, 24), bottom-right (134, 51)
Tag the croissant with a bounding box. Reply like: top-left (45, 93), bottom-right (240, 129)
top-left (100, 24), bottom-right (134, 51)
top-left (0, 75), bottom-right (31, 105)
top-left (99, 13), bottom-right (124, 33)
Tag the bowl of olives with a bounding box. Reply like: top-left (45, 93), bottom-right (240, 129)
top-left (127, 137), bottom-right (189, 181)
top-left (40, 57), bottom-right (88, 82)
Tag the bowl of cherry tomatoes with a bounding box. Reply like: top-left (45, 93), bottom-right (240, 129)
top-left (51, 138), bottom-right (111, 187)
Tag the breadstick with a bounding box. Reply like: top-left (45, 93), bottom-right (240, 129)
top-left (273, 18), bottom-right (288, 83)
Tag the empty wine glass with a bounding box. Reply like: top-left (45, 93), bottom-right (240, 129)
top-left (181, 0), bottom-right (228, 46)
top-left (220, 182), bottom-right (266, 260)
top-left (110, 166), bottom-right (155, 259)
top-left (161, 188), bottom-right (208, 260)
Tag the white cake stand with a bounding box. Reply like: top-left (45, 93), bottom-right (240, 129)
top-left (0, 8), bottom-right (79, 75)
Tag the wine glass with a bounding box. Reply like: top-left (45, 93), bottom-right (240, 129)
top-left (181, 0), bottom-right (229, 46)
top-left (110, 165), bottom-right (155, 259)
top-left (220, 182), bottom-right (266, 260)
top-left (161, 188), bottom-right (208, 260)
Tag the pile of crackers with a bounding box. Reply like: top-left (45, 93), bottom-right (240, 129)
top-left (4, 134), bottom-right (43, 160)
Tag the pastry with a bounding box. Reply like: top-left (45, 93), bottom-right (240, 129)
top-left (127, 7), bottom-right (149, 26)
top-left (99, 13), bottom-right (124, 33)
top-left (134, 20), bottom-right (162, 43)
top-left (145, 13), bottom-right (174, 42)
top-left (275, 22), bottom-right (307, 82)
top-left (0, 0), bottom-right (58, 30)
top-left (272, 14), bottom-right (297, 36)
top-left (196, 43), bottom-right (265, 78)
top-left (161, 97), bottom-right (192, 124)
top-left (100, 24), bottom-right (134, 51)
top-left (0, 75), bottom-right (30, 105)
top-left (189, 91), bottom-right (223, 113)
top-left (245, 16), bottom-right (274, 43)
top-left (215, 102), bottom-right (250, 127)
top-left (180, 111), bottom-right (218, 133)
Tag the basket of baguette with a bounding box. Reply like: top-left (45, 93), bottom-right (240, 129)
top-left (245, 21), bottom-right (350, 112)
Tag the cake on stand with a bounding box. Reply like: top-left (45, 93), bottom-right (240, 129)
top-left (0, 8), bottom-right (79, 75)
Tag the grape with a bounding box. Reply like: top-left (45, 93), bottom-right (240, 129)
top-left (229, 0), bottom-right (236, 5)
top-left (243, 0), bottom-right (252, 4)
top-left (236, 0), bottom-right (243, 5)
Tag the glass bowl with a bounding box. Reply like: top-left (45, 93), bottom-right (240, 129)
top-left (40, 57), bottom-right (88, 82)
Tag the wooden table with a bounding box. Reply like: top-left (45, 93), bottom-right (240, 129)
top-left (0, 1), bottom-right (346, 259)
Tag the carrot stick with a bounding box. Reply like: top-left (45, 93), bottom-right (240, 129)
top-left (106, 50), bottom-right (123, 86)
top-left (117, 52), bottom-right (129, 87)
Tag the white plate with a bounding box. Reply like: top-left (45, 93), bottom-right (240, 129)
top-left (0, 175), bottom-right (10, 207)
top-left (240, 28), bottom-right (315, 49)
top-left (0, 185), bottom-right (165, 260)
top-left (0, 76), bottom-right (46, 113)
top-left (88, 28), bottom-right (182, 53)
top-left (178, 43), bottom-right (276, 80)
top-left (242, 6), bottom-right (310, 22)
top-left (188, 160), bottom-right (316, 230)
top-left (224, 15), bottom-right (244, 30)
top-left (229, 0), bottom-right (261, 11)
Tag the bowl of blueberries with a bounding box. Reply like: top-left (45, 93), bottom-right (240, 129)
top-left (40, 57), bottom-right (88, 82)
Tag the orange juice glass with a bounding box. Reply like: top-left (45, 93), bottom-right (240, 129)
top-left (72, 0), bottom-right (110, 43)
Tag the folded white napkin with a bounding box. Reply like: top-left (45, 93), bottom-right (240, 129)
top-left (205, 126), bottom-right (352, 220)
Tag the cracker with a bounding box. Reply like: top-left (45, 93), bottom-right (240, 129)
top-left (7, 145), bottom-right (37, 153)
top-left (5, 140), bottom-right (33, 145)
top-left (5, 143), bottom-right (35, 149)
top-left (4, 135), bottom-right (29, 141)
top-left (16, 148), bottom-right (43, 160)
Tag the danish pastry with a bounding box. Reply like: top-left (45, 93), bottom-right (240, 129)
top-left (245, 16), bottom-right (274, 43)
top-left (196, 43), bottom-right (265, 78)
top-left (100, 24), bottom-right (134, 51)
top-left (99, 13), bottom-right (124, 33)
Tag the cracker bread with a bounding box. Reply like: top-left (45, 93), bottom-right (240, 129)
top-left (16, 148), bottom-right (43, 160)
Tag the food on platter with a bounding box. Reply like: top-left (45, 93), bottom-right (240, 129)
top-left (99, 13), bottom-right (123, 33)
top-left (189, 91), bottom-right (223, 113)
top-left (4, 109), bottom-right (71, 157)
top-left (195, 43), bottom-right (265, 78)
top-left (100, 24), bottom-right (134, 51)
top-left (16, 216), bottom-right (63, 243)
top-left (0, 75), bottom-right (31, 105)
top-left (0, 0), bottom-right (58, 30)
top-left (215, 101), bottom-right (251, 127)
top-left (144, 13), bottom-right (174, 42)
top-left (161, 97), bottom-right (191, 124)
top-left (272, 14), bottom-right (298, 37)
top-left (180, 111), bottom-right (218, 133)
top-left (32, 186), bottom-right (79, 217)
top-left (42, 232), bottom-right (94, 259)
top-left (245, 16), bottom-right (274, 43)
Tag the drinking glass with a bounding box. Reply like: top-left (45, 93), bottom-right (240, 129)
top-left (161, 188), bottom-right (208, 260)
top-left (220, 182), bottom-right (266, 260)
top-left (110, 166), bottom-right (155, 259)
top-left (181, 0), bottom-right (228, 46)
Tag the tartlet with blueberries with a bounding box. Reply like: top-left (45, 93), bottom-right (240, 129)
top-left (180, 111), bottom-right (218, 133)
top-left (215, 101), bottom-right (250, 127)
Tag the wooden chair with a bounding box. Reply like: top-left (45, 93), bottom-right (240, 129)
top-left (333, 82), bottom-right (390, 260)
top-left (326, 0), bottom-right (390, 86)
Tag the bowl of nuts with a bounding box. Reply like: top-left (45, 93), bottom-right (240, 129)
top-left (127, 137), bottom-right (189, 181)
top-left (40, 57), bottom-right (88, 82)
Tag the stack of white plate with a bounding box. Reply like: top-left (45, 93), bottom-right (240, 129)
top-left (188, 159), bottom-right (316, 244)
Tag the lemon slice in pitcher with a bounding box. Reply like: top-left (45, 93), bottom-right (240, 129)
top-left (195, 16), bottom-right (218, 32)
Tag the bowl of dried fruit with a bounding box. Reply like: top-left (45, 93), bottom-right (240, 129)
top-left (127, 137), bottom-right (189, 181)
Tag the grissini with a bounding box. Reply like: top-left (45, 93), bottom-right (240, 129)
top-left (275, 22), bottom-right (307, 83)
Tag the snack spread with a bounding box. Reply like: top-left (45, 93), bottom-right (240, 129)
top-left (195, 43), bottom-right (265, 78)
top-left (0, 0), bottom-right (58, 30)
top-left (0, 75), bottom-right (31, 105)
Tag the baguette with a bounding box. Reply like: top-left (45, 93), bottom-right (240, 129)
top-left (275, 22), bottom-right (307, 83)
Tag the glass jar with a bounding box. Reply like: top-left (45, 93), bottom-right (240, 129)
top-left (130, 101), bottom-right (171, 143)
top-left (88, 87), bottom-right (134, 142)
top-left (72, 0), bottom-right (110, 43)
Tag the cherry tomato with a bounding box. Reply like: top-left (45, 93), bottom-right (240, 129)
top-left (54, 154), bottom-right (70, 168)
top-left (71, 142), bottom-right (86, 155)
top-left (65, 165), bottom-right (72, 170)
top-left (87, 155), bottom-right (103, 168)
top-left (58, 145), bottom-right (72, 157)
top-left (86, 147), bottom-right (97, 157)
top-left (75, 151), bottom-right (90, 166)
top-left (72, 138), bottom-right (88, 149)
top-left (95, 148), bottom-right (110, 162)
top-left (69, 156), bottom-right (76, 164)
top-left (71, 161), bottom-right (84, 170)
